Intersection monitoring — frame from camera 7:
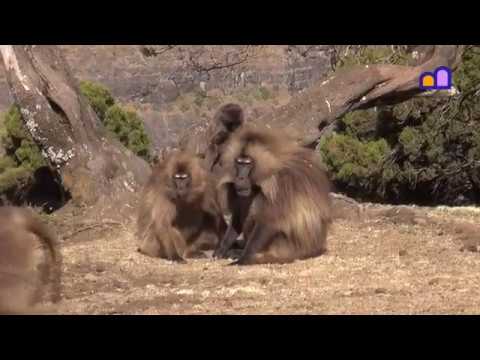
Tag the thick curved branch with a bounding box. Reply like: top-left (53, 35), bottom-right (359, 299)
top-left (253, 45), bottom-right (466, 146)
top-left (179, 46), bottom-right (466, 159)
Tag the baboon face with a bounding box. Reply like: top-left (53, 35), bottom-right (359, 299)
top-left (169, 160), bottom-right (194, 200)
top-left (234, 156), bottom-right (254, 197)
top-left (217, 104), bottom-right (244, 132)
top-left (159, 151), bottom-right (208, 204)
top-left (173, 171), bottom-right (191, 198)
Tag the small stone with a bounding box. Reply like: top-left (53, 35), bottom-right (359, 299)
top-left (259, 278), bottom-right (269, 286)
top-left (416, 217), bottom-right (427, 226)
top-left (461, 244), bottom-right (478, 253)
top-left (399, 249), bottom-right (407, 257)
top-left (176, 289), bottom-right (194, 296)
top-left (374, 288), bottom-right (388, 294)
top-left (113, 280), bottom-right (127, 289)
top-left (84, 274), bottom-right (98, 282)
top-left (95, 264), bottom-right (106, 273)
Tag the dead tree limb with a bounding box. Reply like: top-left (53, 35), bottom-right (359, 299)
top-left (179, 46), bottom-right (465, 162)
top-left (254, 45), bottom-right (466, 146)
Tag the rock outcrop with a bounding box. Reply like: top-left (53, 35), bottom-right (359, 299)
top-left (0, 45), bottom-right (334, 150)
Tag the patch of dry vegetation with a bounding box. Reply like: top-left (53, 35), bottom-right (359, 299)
top-left (50, 201), bottom-right (480, 315)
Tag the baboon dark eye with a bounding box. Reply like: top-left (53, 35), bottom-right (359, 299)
top-left (174, 173), bottom-right (189, 179)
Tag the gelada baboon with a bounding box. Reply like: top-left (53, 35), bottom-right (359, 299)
top-left (214, 125), bottom-right (332, 265)
top-left (205, 103), bottom-right (245, 173)
top-left (179, 103), bottom-right (246, 175)
top-left (137, 150), bottom-right (227, 262)
top-left (0, 206), bottom-right (62, 314)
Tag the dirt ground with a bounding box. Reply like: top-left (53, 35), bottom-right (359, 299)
top-left (50, 205), bottom-right (480, 315)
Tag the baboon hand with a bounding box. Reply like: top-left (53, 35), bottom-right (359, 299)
top-left (228, 256), bottom-right (251, 266)
top-left (213, 245), bottom-right (227, 259)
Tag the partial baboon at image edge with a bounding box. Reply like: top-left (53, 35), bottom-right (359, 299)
top-left (0, 206), bottom-right (62, 314)
top-left (215, 125), bottom-right (333, 265)
top-left (136, 149), bottom-right (227, 262)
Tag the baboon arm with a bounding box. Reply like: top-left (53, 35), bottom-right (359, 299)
top-left (213, 190), bottom-right (250, 258)
top-left (213, 224), bottom-right (240, 258)
top-left (183, 245), bottom-right (209, 259)
top-left (139, 201), bottom-right (186, 262)
top-left (217, 215), bottom-right (228, 237)
top-left (138, 232), bottom-right (163, 258)
top-left (205, 145), bottom-right (220, 172)
top-left (184, 230), bottom-right (218, 259)
top-left (231, 223), bottom-right (277, 265)
top-left (160, 225), bottom-right (187, 262)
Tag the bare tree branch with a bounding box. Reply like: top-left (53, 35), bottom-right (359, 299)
top-left (138, 45), bottom-right (176, 58)
top-left (252, 45), bottom-right (466, 146)
top-left (181, 45), bottom-right (466, 164)
top-left (186, 46), bottom-right (257, 74)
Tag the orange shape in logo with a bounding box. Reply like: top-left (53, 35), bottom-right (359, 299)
top-left (421, 74), bottom-right (434, 88)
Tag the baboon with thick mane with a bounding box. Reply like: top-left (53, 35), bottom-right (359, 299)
top-left (214, 125), bottom-right (332, 265)
top-left (0, 206), bottom-right (62, 314)
top-left (137, 150), bottom-right (227, 262)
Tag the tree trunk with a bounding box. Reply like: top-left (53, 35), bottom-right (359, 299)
top-left (0, 45), bottom-right (150, 207)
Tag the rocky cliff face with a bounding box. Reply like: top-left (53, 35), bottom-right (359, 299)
top-left (0, 45), bottom-right (334, 150)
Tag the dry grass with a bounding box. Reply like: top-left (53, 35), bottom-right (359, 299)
top-left (50, 204), bottom-right (480, 315)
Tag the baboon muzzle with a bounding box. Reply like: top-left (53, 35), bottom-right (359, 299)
top-left (234, 156), bottom-right (254, 197)
top-left (234, 181), bottom-right (252, 197)
top-left (174, 174), bottom-right (190, 197)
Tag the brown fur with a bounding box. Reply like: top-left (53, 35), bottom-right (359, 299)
top-left (0, 206), bottom-right (62, 314)
top-left (137, 150), bottom-right (227, 262)
top-left (204, 103), bottom-right (246, 175)
top-left (217, 125), bottom-right (332, 265)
